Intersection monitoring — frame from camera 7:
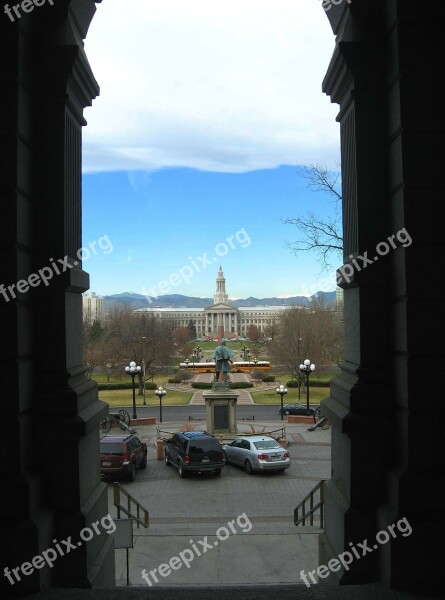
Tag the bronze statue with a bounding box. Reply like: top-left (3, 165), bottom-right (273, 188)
top-left (212, 339), bottom-right (235, 384)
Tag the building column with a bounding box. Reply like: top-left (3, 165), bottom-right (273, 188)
top-left (320, 3), bottom-right (445, 593)
top-left (320, 34), bottom-right (394, 584)
top-left (0, 4), bottom-right (114, 595)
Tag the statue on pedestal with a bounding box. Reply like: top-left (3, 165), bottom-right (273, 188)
top-left (212, 339), bottom-right (235, 385)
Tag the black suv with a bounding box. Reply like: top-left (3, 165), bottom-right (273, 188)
top-left (100, 433), bottom-right (147, 481)
top-left (164, 431), bottom-right (226, 477)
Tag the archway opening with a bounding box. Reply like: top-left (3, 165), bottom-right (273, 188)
top-left (81, 0), bottom-right (341, 588)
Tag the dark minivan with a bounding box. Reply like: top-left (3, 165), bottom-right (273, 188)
top-left (164, 431), bottom-right (226, 477)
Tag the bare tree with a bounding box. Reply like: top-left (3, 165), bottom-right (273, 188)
top-left (102, 307), bottom-right (175, 395)
top-left (83, 319), bottom-right (106, 378)
top-left (268, 304), bottom-right (343, 379)
top-left (283, 163), bottom-right (343, 270)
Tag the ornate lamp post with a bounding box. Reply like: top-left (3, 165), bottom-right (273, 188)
top-left (297, 337), bottom-right (302, 401)
top-left (193, 344), bottom-right (202, 362)
top-left (155, 386), bottom-right (166, 423)
top-left (276, 383), bottom-right (288, 421)
top-left (125, 361), bottom-right (141, 419)
top-left (142, 336), bottom-right (146, 405)
top-left (299, 358), bottom-right (316, 414)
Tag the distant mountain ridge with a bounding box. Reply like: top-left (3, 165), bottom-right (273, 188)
top-left (103, 291), bottom-right (336, 310)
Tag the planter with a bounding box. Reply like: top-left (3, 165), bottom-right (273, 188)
top-left (287, 415), bottom-right (315, 423)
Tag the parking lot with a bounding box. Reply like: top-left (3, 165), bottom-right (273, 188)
top-left (104, 420), bottom-right (331, 587)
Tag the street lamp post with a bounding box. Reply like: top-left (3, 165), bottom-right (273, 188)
top-left (299, 358), bottom-right (315, 414)
top-left (155, 386), bottom-right (166, 423)
top-left (142, 337), bottom-right (146, 405)
top-left (297, 338), bottom-right (302, 401)
top-left (125, 361), bottom-right (141, 420)
top-left (276, 383), bottom-right (288, 421)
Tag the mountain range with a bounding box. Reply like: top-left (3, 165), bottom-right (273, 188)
top-left (103, 291), bottom-right (336, 310)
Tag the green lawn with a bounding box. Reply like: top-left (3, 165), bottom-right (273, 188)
top-left (98, 389), bottom-right (192, 407)
top-left (251, 387), bottom-right (330, 405)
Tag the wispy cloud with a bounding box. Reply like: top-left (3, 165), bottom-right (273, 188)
top-left (83, 0), bottom-right (339, 174)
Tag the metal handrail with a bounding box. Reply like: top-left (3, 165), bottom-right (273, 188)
top-left (294, 480), bottom-right (325, 527)
top-left (156, 425), bottom-right (286, 443)
top-left (113, 482), bottom-right (149, 529)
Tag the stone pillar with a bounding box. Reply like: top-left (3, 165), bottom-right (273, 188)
top-left (0, 3), bottom-right (114, 595)
top-left (320, 37), bottom-right (394, 584)
top-left (203, 385), bottom-right (239, 434)
top-left (320, 4), bottom-right (445, 594)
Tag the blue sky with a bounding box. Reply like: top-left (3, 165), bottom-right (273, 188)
top-left (81, 0), bottom-right (341, 299)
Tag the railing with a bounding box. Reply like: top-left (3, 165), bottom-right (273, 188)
top-left (113, 482), bottom-right (149, 529)
top-left (156, 425), bottom-right (286, 444)
top-left (294, 480), bottom-right (325, 528)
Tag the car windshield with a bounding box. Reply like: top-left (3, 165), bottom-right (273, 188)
top-left (100, 443), bottom-right (123, 455)
top-left (253, 440), bottom-right (281, 450)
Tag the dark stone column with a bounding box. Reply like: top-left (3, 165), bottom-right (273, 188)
top-left (320, 2), bottom-right (445, 593)
top-left (319, 27), bottom-right (395, 586)
top-left (0, 2), bottom-right (115, 595)
top-left (374, 3), bottom-right (445, 591)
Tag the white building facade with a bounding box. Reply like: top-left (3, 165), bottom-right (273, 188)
top-left (82, 292), bottom-right (105, 324)
top-left (135, 267), bottom-right (289, 337)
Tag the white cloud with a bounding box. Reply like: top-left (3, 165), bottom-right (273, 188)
top-left (83, 0), bottom-right (340, 174)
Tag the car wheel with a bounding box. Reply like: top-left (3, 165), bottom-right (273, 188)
top-left (128, 462), bottom-right (136, 482)
top-left (214, 469), bottom-right (222, 476)
top-left (178, 462), bottom-right (188, 478)
top-left (244, 460), bottom-right (254, 475)
top-left (140, 454), bottom-right (147, 469)
top-left (285, 410), bottom-right (290, 415)
top-left (164, 451), bottom-right (171, 466)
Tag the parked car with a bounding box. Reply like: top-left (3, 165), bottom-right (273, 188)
top-left (164, 431), bottom-right (226, 477)
top-left (100, 433), bottom-right (147, 481)
top-left (278, 402), bottom-right (320, 420)
top-left (222, 435), bottom-right (290, 474)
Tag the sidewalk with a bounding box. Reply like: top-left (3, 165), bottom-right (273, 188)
top-left (108, 419), bottom-right (331, 587)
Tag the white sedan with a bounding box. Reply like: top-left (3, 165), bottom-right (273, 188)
top-left (222, 435), bottom-right (290, 474)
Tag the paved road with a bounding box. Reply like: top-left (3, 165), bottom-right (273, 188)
top-left (112, 404), bottom-right (320, 423)
top-left (104, 420), bottom-right (330, 587)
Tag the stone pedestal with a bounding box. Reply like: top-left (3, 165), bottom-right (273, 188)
top-left (203, 384), bottom-right (239, 434)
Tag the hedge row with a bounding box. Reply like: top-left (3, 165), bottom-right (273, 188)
top-left (286, 380), bottom-right (330, 388)
top-left (191, 382), bottom-right (253, 390)
top-left (97, 382), bottom-right (158, 391)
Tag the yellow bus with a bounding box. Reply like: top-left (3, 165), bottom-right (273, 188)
top-left (179, 360), bottom-right (271, 373)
